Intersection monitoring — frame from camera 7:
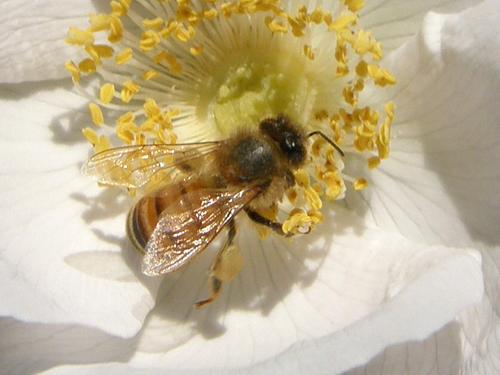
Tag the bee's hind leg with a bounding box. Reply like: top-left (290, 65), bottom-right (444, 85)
top-left (195, 220), bottom-right (243, 308)
top-left (244, 208), bottom-right (296, 237)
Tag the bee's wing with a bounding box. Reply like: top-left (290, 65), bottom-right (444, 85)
top-left (82, 142), bottom-right (222, 189)
top-left (142, 183), bottom-right (261, 276)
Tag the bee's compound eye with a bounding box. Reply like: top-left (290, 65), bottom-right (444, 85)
top-left (280, 132), bottom-right (305, 165)
top-left (284, 134), bottom-right (298, 149)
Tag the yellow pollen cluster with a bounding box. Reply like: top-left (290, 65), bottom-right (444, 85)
top-left (67, 0), bottom-right (396, 237)
top-left (282, 208), bottom-right (322, 235)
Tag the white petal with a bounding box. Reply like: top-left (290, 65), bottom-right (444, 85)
top-left (354, 0), bottom-right (500, 247)
top-left (0, 81), bottom-right (161, 337)
top-left (24, 218), bottom-right (483, 374)
top-left (349, 2), bottom-right (500, 373)
top-left (344, 246), bottom-right (500, 375)
top-left (0, 0), bottom-right (98, 83)
top-left (129, 220), bottom-right (482, 372)
top-left (361, 0), bottom-right (480, 52)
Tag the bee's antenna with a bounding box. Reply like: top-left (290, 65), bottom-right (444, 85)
top-left (307, 131), bottom-right (345, 157)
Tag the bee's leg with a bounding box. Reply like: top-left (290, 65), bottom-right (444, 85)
top-left (195, 220), bottom-right (243, 308)
top-left (244, 208), bottom-right (294, 237)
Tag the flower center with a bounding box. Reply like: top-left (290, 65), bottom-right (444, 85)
top-left (67, 0), bottom-right (396, 235)
top-left (205, 59), bottom-right (310, 135)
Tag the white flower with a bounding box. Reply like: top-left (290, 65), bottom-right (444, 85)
top-left (0, 0), bottom-right (498, 374)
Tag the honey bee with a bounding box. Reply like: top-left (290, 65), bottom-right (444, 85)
top-left (83, 115), bottom-right (343, 307)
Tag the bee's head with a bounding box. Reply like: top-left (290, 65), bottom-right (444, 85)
top-left (259, 115), bottom-right (306, 166)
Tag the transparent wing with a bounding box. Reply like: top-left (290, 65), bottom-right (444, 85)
top-left (141, 181), bottom-right (260, 276)
top-left (82, 142), bottom-right (221, 189)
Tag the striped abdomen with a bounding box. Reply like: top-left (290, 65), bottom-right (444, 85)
top-left (126, 179), bottom-right (209, 253)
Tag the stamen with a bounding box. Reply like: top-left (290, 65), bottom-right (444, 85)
top-left (88, 103), bottom-right (104, 126)
top-left (68, 0), bottom-right (396, 237)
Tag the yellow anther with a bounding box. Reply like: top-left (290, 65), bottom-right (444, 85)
top-left (65, 28), bottom-right (94, 46)
top-left (159, 22), bottom-right (176, 39)
top-left (282, 207), bottom-right (322, 235)
top-left (353, 79), bottom-right (364, 92)
top-left (282, 209), bottom-right (309, 234)
top-left (220, 3), bottom-right (236, 17)
top-left (294, 169), bottom-right (310, 187)
top-left (371, 42), bottom-right (383, 60)
top-left (93, 45), bottom-right (114, 59)
top-left (308, 209), bottom-right (323, 223)
top-left (343, 0), bottom-right (365, 12)
top-left (116, 111), bottom-right (135, 126)
top-left (174, 24), bottom-right (196, 43)
top-left (140, 30), bottom-right (161, 51)
top-left (343, 86), bottom-right (357, 106)
top-left (143, 70), bottom-right (159, 80)
top-left (310, 8), bottom-right (324, 24)
top-left (64, 61), bottom-right (80, 83)
top-left (368, 156), bottom-right (381, 169)
top-left (99, 83), bottom-right (115, 104)
top-left (327, 186), bottom-right (342, 200)
top-left (89, 103), bottom-right (104, 126)
top-left (110, 1), bottom-right (127, 17)
top-left (355, 60), bottom-right (368, 77)
top-left (95, 136), bottom-right (111, 153)
top-left (304, 186), bottom-right (322, 210)
top-left (79, 59), bottom-right (96, 73)
top-left (83, 127), bottom-right (110, 153)
top-left (120, 81), bottom-right (140, 103)
top-left (144, 99), bottom-right (161, 118)
top-left (335, 41), bottom-right (349, 76)
top-left (115, 48), bottom-right (133, 65)
top-left (117, 0), bottom-right (132, 14)
top-left (203, 8), bottom-right (218, 20)
top-left (288, 15), bottom-right (306, 36)
top-left (384, 101), bottom-right (395, 118)
top-left (377, 102), bottom-right (395, 159)
top-left (303, 45), bottom-right (315, 60)
top-left (190, 45), bottom-right (204, 56)
top-left (143, 17), bottom-right (164, 30)
top-left (85, 45), bottom-right (101, 65)
top-left (297, 5), bottom-right (308, 22)
top-left (367, 65), bottom-right (396, 86)
top-left (82, 127), bottom-right (98, 145)
top-left (265, 16), bottom-right (288, 33)
top-left (351, 30), bottom-right (371, 54)
top-left (89, 14), bottom-right (111, 32)
top-left (139, 119), bottom-right (155, 133)
top-left (327, 13), bottom-right (357, 32)
top-left (116, 122), bottom-right (137, 144)
top-left (108, 16), bottom-right (124, 43)
top-left (353, 178), bottom-right (368, 191)
top-left (154, 51), bottom-right (182, 74)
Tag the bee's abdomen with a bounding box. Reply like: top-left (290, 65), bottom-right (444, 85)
top-left (126, 181), bottom-right (204, 253)
top-left (126, 189), bottom-right (180, 253)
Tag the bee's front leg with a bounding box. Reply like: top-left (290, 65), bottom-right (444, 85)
top-left (195, 220), bottom-right (243, 308)
top-left (244, 208), bottom-right (296, 237)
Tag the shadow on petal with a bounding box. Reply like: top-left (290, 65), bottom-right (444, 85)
top-left (345, 321), bottom-right (462, 375)
top-left (0, 318), bottom-right (140, 375)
